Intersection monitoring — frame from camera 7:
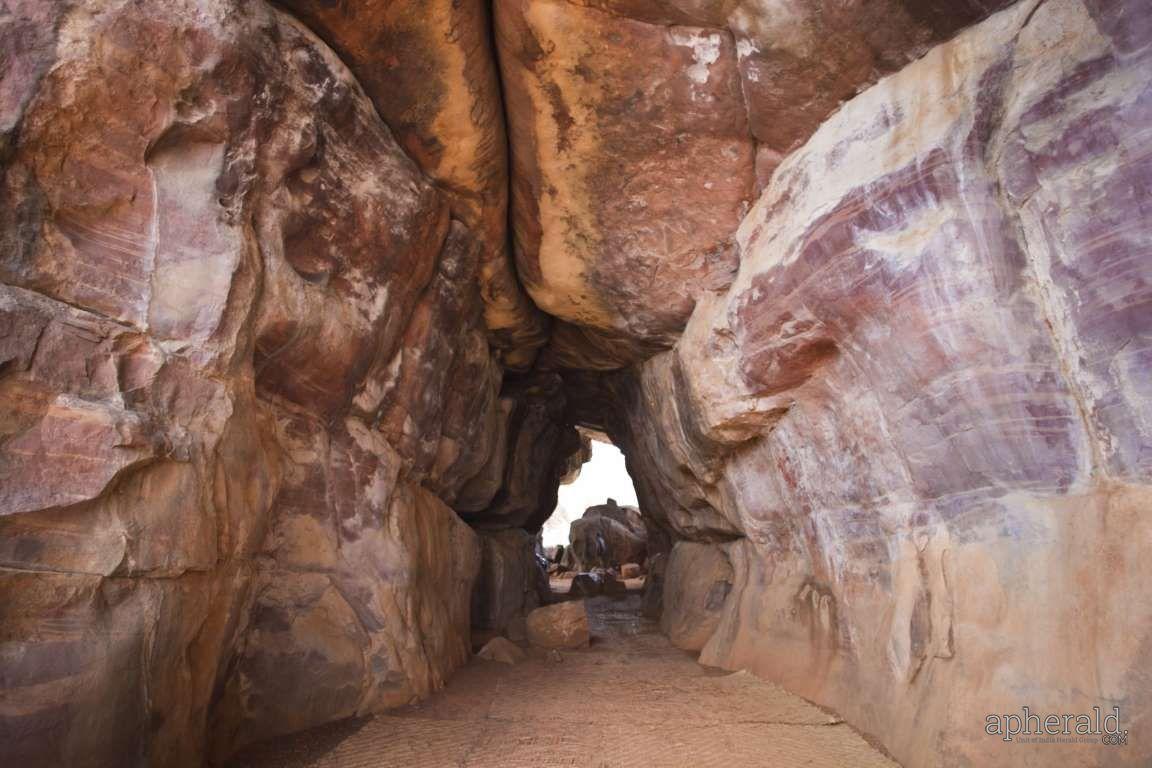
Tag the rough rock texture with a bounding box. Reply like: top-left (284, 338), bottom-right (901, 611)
top-left (496, 0), bottom-right (753, 368)
top-left (4, 0), bottom-right (1150, 766)
top-left (525, 600), bottom-right (591, 650)
top-left (568, 499), bottom-right (648, 570)
top-left (0, 1), bottom-right (509, 764)
top-left (212, 484), bottom-right (479, 756)
top-left (460, 373), bottom-right (584, 530)
top-left (660, 542), bottom-right (733, 653)
top-left (273, 0), bottom-right (548, 368)
top-left (595, 1), bottom-right (1152, 765)
top-left (495, 0), bottom-right (1015, 368)
top-left (568, 570), bottom-right (626, 597)
top-left (641, 552), bottom-right (668, 620)
top-left (471, 528), bottom-right (546, 636)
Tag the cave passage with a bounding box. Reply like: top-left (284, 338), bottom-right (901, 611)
top-left (2, 1), bottom-right (1148, 767)
top-left (228, 421), bottom-right (904, 767)
top-left (228, 595), bottom-right (897, 768)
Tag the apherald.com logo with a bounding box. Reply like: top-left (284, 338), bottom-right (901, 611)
top-left (985, 706), bottom-right (1128, 745)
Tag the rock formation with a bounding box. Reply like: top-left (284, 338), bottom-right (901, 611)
top-left (2, 0), bottom-right (1149, 766)
top-left (574, 1), bottom-right (1152, 765)
top-left (568, 498), bottom-right (648, 569)
top-left (525, 600), bottom-right (591, 649)
top-left (471, 528), bottom-right (548, 637)
top-left (476, 635), bottom-right (529, 664)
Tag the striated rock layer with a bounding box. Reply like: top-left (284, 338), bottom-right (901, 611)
top-left (593, 0), bottom-right (1152, 765)
top-left (2, 0), bottom-right (1150, 766)
top-left (0, 1), bottom-right (578, 765)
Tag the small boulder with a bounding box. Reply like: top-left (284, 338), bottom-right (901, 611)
top-left (477, 636), bottom-right (527, 664)
top-left (620, 563), bottom-right (641, 579)
top-left (526, 600), bottom-right (590, 649)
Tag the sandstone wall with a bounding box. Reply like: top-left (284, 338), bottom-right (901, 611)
top-left (3, 0), bottom-right (1148, 766)
top-left (0, 1), bottom-right (521, 764)
top-left (614, 0), bottom-right (1152, 764)
top-left (471, 528), bottom-right (547, 638)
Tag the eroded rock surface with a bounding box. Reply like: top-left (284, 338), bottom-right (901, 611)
top-left (568, 499), bottom-right (648, 569)
top-left (471, 528), bottom-right (547, 636)
top-left (660, 541), bottom-right (732, 653)
top-left (0, 1), bottom-right (542, 764)
top-left (588, 1), bottom-right (1152, 765)
top-left (495, 0), bottom-right (1015, 368)
top-left (3, 0), bottom-right (1150, 766)
top-left (273, 0), bottom-right (549, 369)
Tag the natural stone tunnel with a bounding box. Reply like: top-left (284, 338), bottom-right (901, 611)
top-left (1, 0), bottom-right (1149, 766)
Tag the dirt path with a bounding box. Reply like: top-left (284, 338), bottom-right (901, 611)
top-left (228, 595), bottom-right (898, 768)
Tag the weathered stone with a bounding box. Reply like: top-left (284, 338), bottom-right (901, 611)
top-left (212, 483), bottom-right (480, 757)
top-left (525, 601), bottom-right (590, 650)
top-left (496, 0), bottom-right (752, 368)
top-left (471, 528), bottom-right (546, 635)
top-left (641, 552), bottom-right (668, 620)
top-left (568, 571), bottom-right (604, 597)
top-left (3, 1), bottom-right (1150, 767)
top-left (0, 2), bottom-right (495, 764)
top-left (274, 0), bottom-right (548, 368)
top-left (568, 499), bottom-right (647, 570)
top-left (462, 373), bottom-right (585, 530)
top-left (493, 0), bottom-right (1014, 369)
top-left (594, 1), bottom-right (1152, 765)
top-left (660, 542), bottom-right (733, 652)
top-left (477, 636), bottom-right (529, 665)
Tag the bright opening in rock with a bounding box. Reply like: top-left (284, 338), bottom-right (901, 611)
top-left (543, 438), bottom-right (638, 548)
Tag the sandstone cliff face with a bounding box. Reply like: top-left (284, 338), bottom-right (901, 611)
top-left (0, 1), bottom-right (537, 764)
top-left (599, 0), bottom-right (1152, 764)
top-left (2, 0), bottom-right (1149, 766)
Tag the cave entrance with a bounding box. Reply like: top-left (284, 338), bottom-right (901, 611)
top-left (541, 432), bottom-right (649, 600)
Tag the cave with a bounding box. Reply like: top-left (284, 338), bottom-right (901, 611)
top-left (1, 0), bottom-right (1149, 766)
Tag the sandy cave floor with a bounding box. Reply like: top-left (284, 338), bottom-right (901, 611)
top-left (227, 595), bottom-right (898, 768)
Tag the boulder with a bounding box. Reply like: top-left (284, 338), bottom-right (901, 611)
top-left (579, 2), bottom-right (1152, 766)
top-left (568, 499), bottom-right (647, 570)
top-left (476, 636), bottom-right (528, 665)
top-left (525, 601), bottom-right (590, 650)
top-left (569, 571), bottom-right (627, 598)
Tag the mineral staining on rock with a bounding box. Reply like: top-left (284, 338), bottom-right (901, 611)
top-left (579, 1), bottom-right (1152, 765)
top-left (0, 1), bottom-right (522, 765)
top-left (2, 0), bottom-right (1150, 767)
